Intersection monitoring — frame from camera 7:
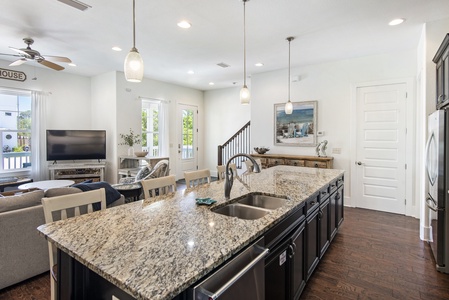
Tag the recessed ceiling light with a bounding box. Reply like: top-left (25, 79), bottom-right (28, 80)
top-left (255, 62), bottom-right (264, 67)
top-left (112, 46), bottom-right (122, 51)
top-left (209, 82), bottom-right (215, 86)
top-left (68, 63), bottom-right (77, 67)
top-left (177, 21), bottom-right (192, 29)
top-left (389, 18), bottom-right (405, 26)
top-left (187, 70), bottom-right (194, 74)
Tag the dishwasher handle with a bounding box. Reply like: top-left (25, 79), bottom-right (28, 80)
top-left (197, 244), bottom-right (269, 300)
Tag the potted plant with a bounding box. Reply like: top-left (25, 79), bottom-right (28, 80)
top-left (119, 128), bottom-right (141, 156)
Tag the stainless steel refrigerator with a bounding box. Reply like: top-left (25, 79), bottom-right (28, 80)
top-left (426, 109), bottom-right (449, 273)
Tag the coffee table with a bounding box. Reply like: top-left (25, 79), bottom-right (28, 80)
top-left (18, 180), bottom-right (75, 190)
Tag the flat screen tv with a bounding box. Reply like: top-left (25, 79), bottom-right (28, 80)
top-left (46, 130), bottom-right (106, 161)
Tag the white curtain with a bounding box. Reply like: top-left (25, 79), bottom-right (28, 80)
top-left (31, 91), bottom-right (48, 181)
top-left (160, 100), bottom-right (170, 157)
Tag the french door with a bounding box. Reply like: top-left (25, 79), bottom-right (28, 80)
top-left (176, 104), bottom-right (198, 179)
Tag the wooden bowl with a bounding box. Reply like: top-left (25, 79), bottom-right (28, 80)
top-left (134, 151), bottom-right (148, 157)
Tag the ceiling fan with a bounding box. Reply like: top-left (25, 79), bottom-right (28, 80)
top-left (0, 37), bottom-right (72, 71)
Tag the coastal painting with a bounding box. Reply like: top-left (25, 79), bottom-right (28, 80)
top-left (274, 101), bottom-right (317, 146)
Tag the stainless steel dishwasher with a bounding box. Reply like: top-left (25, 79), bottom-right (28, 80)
top-left (189, 238), bottom-right (268, 300)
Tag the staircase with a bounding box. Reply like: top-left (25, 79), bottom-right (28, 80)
top-left (217, 121), bottom-right (251, 168)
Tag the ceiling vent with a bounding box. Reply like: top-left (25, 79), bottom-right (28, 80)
top-left (57, 0), bottom-right (91, 11)
top-left (217, 62), bottom-right (230, 68)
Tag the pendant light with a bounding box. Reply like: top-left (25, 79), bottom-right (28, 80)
top-left (285, 37), bottom-right (294, 114)
top-left (124, 0), bottom-right (144, 82)
top-left (240, 0), bottom-right (250, 104)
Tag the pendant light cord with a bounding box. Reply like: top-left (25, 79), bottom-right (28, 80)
top-left (243, 0), bottom-right (247, 86)
top-left (132, 0), bottom-right (136, 49)
top-left (288, 38), bottom-right (291, 101)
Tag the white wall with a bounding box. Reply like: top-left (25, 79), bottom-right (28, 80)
top-left (91, 71), bottom-right (118, 183)
top-left (204, 49), bottom-right (418, 205)
top-left (204, 86), bottom-right (251, 175)
top-left (0, 60), bottom-right (91, 129)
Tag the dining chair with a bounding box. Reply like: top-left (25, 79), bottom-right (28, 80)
top-left (184, 169), bottom-right (211, 188)
top-left (141, 175), bottom-right (177, 199)
top-left (217, 163), bottom-right (238, 180)
top-left (41, 188), bottom-right (106, 300)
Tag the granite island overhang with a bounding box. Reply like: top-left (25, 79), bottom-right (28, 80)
top-left (37, 165), bottom-right (344, 300)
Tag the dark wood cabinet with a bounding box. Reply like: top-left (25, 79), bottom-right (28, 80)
top-left (251, 153), bottom-right (334, 169)
top-left (433, 33), bottom-right (449, 109)
top-left (291, 224), bottom-right (306, 300)
top-left (330, 179), bottom-right (344, 241)
top-left (265, 223), bottom-right (305, 300)
top-left (305, 207), bottom-right (319, 281)
top-left (318, 198), bottom-right (330, 258)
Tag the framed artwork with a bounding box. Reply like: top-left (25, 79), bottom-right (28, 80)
top-left (274, 101), bottom-right (318, 146)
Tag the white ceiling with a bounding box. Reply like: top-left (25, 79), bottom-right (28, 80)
top-left (1, 0), bottom-right (449, 91)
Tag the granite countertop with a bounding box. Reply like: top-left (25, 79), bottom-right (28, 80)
top-left (37, 165), bottom-right (344, 300)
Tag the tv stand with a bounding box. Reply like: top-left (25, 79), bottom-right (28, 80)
top-left (48, 163), bottom-right (106, 183)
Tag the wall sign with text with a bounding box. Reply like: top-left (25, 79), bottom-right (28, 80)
top-left (0, 68), bottom-right (27, 82)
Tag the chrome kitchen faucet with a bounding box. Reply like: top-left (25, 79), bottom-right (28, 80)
top-left (224, 153), bottom-right (260, 199)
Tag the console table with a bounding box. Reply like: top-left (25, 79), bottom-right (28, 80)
top-left (48, 163), bottom-right (106, 183)
top-left (251, 153), bottom-right (333, 169)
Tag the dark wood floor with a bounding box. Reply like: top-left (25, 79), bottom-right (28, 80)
top-left (1, 207), bottom-right (448, 300)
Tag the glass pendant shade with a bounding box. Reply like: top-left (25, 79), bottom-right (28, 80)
top-left (124, 47), bottom-right (144, 82)
top-left (124, 0), bottom-right (143, 83)
top-left (285, 100), bottom-right (293, 114)
top-left (240, 85), bottom-right (250, 104)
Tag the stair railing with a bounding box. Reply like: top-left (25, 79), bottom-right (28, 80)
top-left (217, 121), bottom-right (251, 168)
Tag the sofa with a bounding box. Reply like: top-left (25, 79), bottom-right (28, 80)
top-left (0, 185), bottom-right (124, 290)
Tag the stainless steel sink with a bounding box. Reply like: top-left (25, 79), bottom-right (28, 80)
top-left (213, 204), bottom-right (270, 220)
top-left (237, 194), bottom-right (287, 210)
top-left (212, 193), bottom-right (287, 220)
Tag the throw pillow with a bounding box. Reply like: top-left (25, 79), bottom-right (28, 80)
top-left (0, 190), bottom-right (45, 213)
top-left (44, 187), bottom-right (83, 198)
top-left (72, 181), bottom-right (121, 209)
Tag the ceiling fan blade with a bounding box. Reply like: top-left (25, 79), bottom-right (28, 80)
top-left (9, 58), bottom-right (27, 66)
top-left (9, 46), bottom-right (29, 57)
top-left (38, 59), bottom-right (64, 71)
top-left (0, 53), bottom-right (21, 58)
top-left (42, 55), bottom-right (72, 63)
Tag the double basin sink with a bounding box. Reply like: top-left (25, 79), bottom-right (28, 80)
top-left (212, 193), bottom-right (287, 220)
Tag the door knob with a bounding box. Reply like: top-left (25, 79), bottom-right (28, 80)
top-left (356, 161), bottom-right (362, 165)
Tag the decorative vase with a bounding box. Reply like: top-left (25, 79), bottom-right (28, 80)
top-left (127, 146), bottom-right (134, 156)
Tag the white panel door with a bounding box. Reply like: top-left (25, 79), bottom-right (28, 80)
top-left (355, 83), bottom-right (407, 214)
top-left (176, 104), bottom-right (198, 179)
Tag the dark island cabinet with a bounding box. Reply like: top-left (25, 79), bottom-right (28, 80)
top-left (433, 33), bottom-right (449, 109)
top-left (265, 223), bottom-right (305, 300)
top-left (305, 207), bottom-right (319, 281)
top-left (318, 198), bottom-right (330, 258)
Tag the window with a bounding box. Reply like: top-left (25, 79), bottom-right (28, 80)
top-left (142, 100), bottom-right (161, 156)
top-left (0, 90), bottom-right (32, 171)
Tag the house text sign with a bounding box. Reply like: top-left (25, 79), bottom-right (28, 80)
top-left (0, 68), bottom-right (26, 82)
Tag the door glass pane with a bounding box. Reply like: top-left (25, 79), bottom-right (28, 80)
top-left (182, 109), bottom-right (194, 159)
top-left (141, 100), bottom-right (160, 156)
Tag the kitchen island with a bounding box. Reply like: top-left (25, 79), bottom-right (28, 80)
top-left (37, 165), bottom-right (344, 300)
